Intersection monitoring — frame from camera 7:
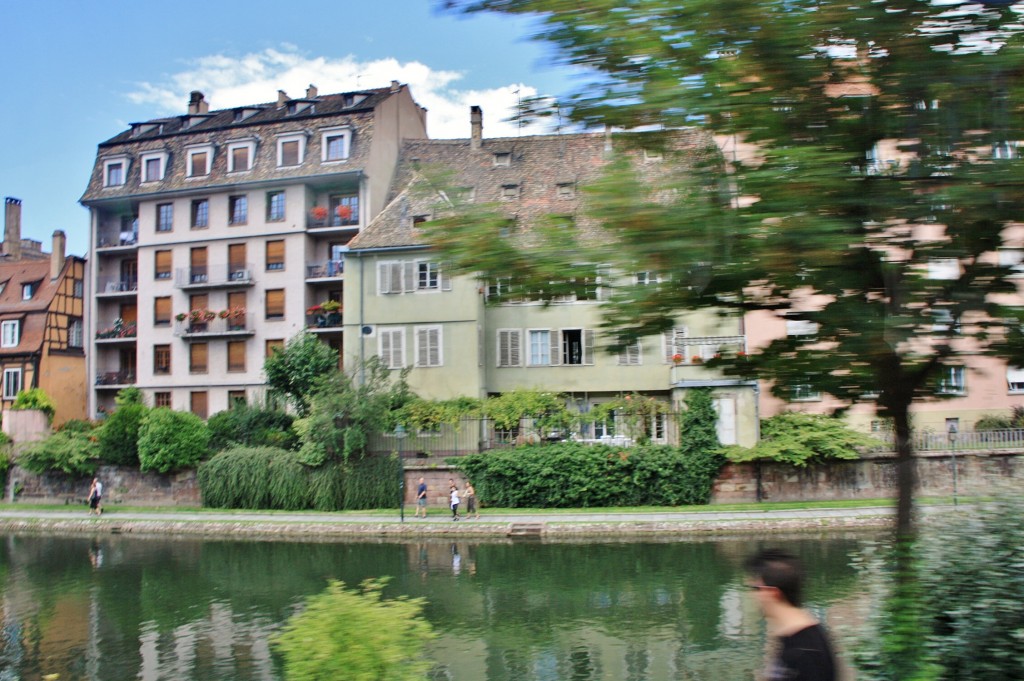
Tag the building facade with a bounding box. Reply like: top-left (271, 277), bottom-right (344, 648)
top-left (80, 84), bottom-right (428, 417)
top-left (0, 198), bottom-right (87, 425)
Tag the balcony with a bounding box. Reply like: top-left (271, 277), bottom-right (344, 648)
top-left (96, 226), bottom-right (139, 253)
top-left (95, 370), bottom-right (136, 389)
top-left (307, 209), bottom-right (359, 234)
top-left (96, 278), bottom-right (138, 298)
top-left (306, 311), bottom-right (343, 331)
top-left (175, 264), bottom-right (255, 290)
top-left (305, 259), bottom-right (345, 281)
top-left (174, 316), bottom-right (256, 340)
top-left (95, 319), bottom-right (137, 344)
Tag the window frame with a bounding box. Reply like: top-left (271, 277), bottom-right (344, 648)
top-left (185, 144), bottom-right (214, 178)
top-left (414, 325), bottom-right (443, 368)
top-left (321, 126), bottom-right (352, 162)
top-left (140, 151), bottom-right (169, 183)
top-left (102, 156), bottom-right (129, 187)
top-left (1, 320), bottom-right (20, 348)
top-left (938, 366), bottom-right (967, 395)
top-left (68, 317), bottom-right (84, 348)
top-left (156, 203), bottom-right (173, 232)
top-left (153, 344), bottom-right (171, 375)
top-left (276, 132), bottom-right (306, 167)
top-left (154, 391), bottom-right (172, 408)
top-left (226, 139), bottom-right (256, 173)
top-left (191, 198), bottom-right (209, 229)
top-left (2, 368), bottom-right (22, 400)
top-left (378, 326), bottom-right (406, 369)
top-left (266, 190), bottom-right (286, 222)
top-left (229, 195), bottom-right (248, 226)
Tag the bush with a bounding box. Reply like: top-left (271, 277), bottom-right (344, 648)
top-left (723, 412), bottom-right (876, 467)
top-left (18, 428), bottom-right (100, 476)
top-left (272, 578), bottom-right (434, 681)
top-left (974, 406), bottom-right (1024, 431)
top-left (11, 388), bottom-right (56, 422)
top-left (137, 408), bottom-right (210, 473)
top-left (97, 403), bottom-right (148, 466)
top-left (452, 442), bottom-right (722, 508)
top-left (207, 403), bottom-right (297, 452)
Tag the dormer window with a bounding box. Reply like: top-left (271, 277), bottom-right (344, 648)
top-left (22, 282), bottom-right (38, 300)
top-left (493, 152), bottom-right (512, 167)
top-left (232, 107), bottom-right (261, 123)
top-left (227, 138), bottom-right (257, 173)
top-left (186, 143), bottom-right (214, 178)
top-left (102, 156), bottom-right (130, 187)
top-left (1, 320), bottom-right (19, 348)
top-left (276, 132), bottom-right (306, 167)
top-left (140, 150), bottom-right (169, 183)
top-left (321, 126), bottom-right (352, 162)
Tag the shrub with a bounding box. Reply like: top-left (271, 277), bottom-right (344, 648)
top-left (11, 388), bottom-right (56, 422)
top-left (137, 408), bottom-right (210, 473)
top-left (97, 403), bottom-right (148, 466)
top-left (272, 578), bottom-right (434, 681)
top-left (723, 412), bottom-right (876, 467)
top-left (207, 402), bottom-right (297, 452)
top-left (974, 406), bottom-right (1024, 431)
top-left (18, 429), bottom-right (100, 476)
top-left (198, 446), bottom-right (304, 509)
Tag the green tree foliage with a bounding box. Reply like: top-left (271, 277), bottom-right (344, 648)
top-left (453, 442), bottom-right (720, 508)
top-left (137, 408), bottom-right (210, 474)
top-left (440, 0), bottom-right (1024, 555)
top-left (393, 396), bottom-right (482, 431)
top-left (11, 388), bottom-right (56, 423)
top-left (589, 393), bottom-right (668, 445)
top-left (18, 426), bottom-right (100, 476)
top-left (97, 388), bottom-right (150, 466)
top-left (263, 332), bottom-right (340, 416)
top-left (973, 405), bottom-right (1024, 431)
top-left (207, 402), bottom-right (298, 452)
top-left (272, 578), bottom-right (434, 681)
top-left (725, 412), bottom-right (877, 467)
top-left (295, 358), bottom-right (411, 466)
top-left (678, 389), bottom-right (720, 455)
top-left (481, 389), bottom-right (573, 433)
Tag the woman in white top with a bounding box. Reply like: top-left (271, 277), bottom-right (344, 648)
top-left (450, 487), bottom-right (461, 521)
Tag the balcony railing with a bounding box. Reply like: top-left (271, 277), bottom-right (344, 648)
top-left (98, 278), bottom-right (138, 295)
top-left (306, 311), bottom-right (343, 329)
top-left (174, 317), bottom-right (255, 338)
top-left (175, 264), bottom-right (255, 289)
top-left (95, 370), bottom-right (136, 387)
top-left (306, 259), bottom-right (345, 279)
top-left (307, 210), bottom-right (359, 230)
top-left (96, 320), bottom-right (137, 341)
top-left (96, 230), bottom-right (138, 249)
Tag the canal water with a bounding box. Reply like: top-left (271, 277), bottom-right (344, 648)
top-left (0, 532), bottom-right (876, 680)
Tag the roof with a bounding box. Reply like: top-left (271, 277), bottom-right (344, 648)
top-left (0, 259), bottom-right (62, 356)
top-left (349, 129), bottom-right (712, 251)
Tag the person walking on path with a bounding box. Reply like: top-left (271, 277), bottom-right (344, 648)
top-left (745, 548), bottom-right (837, 681)
top-left (464, 482), bottom-right (479, 520)
top-left (415, 478), bottom-right (428, 518)
top-left (450, 486), bottom-right (461, 521)
top-left (88, 478), bottom-right (103, 516)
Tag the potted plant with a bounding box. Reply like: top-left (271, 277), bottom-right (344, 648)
top-left (218, 309), bottom-right (230, 319)
top-left (336, 204), bottom-right (352, 221)
top-left (672, 353), bottom-right (683, 366)
top-left (321, 300), bottom-right (341, 312)
top-left (311, 206), bottom-right (328, 224)
top-left (691, 355), bottom-right (702, 364)
top-left (189, 309), bottom-right (203, 322)
top-left (202, 309), bottom-right (216, 321)
top-left (175, 313), bottom-right (187, 322)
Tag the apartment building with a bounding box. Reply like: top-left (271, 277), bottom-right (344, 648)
top-left (343, 108), bottom-right (759, 446)
top-left (0, 198), bottom-right (87, 425)
top-left (80, 84), bottom-right (428, 417)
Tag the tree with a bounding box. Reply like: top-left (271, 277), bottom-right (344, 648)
top-left (263, 332), bottom-right (339, 416)
top-left (97, 387), bottom-right (149, 466)
top-left (137, 408), bottom-right (211, 473)
top-left (272, 578), bottom-right (435, 681)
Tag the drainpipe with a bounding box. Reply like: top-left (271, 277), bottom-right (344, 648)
top-left (358, 253), bottom-right (366, 386)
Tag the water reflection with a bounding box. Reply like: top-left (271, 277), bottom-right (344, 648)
top-left (0, 533), bottom-right (874, 680)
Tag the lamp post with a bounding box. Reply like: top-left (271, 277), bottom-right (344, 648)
top-left (947, 421), bottom-right (959, 507)
top-left (395, 425), bottom-right (408, 522)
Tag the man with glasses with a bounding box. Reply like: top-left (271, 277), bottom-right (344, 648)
top-left (745, 548), bottom-right (837, 681)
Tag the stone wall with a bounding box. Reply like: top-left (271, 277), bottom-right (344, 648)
top-left (6, 464), bottom-right (200, 506)
top-left (712, 451), bottom-right (1022, 503)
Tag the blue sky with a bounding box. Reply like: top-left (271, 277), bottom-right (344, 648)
top-left (0, 1), bottom-right (573, 257)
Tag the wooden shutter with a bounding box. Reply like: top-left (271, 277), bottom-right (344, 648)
top-left (417, 327), bottom-right (441, 367)
top-left (441, 264), bottom-right (452, 291)
top-left (154, 250), bottom-right (171, 279)
top-left (266, 240), bottom-right (284, 270)
top-left (549, 330), bottom-right (561, 366)
top-left (190, 391), bottom-right (208, 419)
top-left (663, 328), bottom-right (687, 362)
top-left (229, 244), bottom-right (246, 276)
top-left (266, 290), bottom-right (285, 319)
top-left (498, 329), bottom-right (521, 367)
top-left (120, 303), bottom-right (137, 323)
top-left (227, 341), bottom-right (246, 372)
top-left (402, 261), bottom-right (416, 292)
top-left (377, 262), bottom-right (391, 294)
top-left (189, 343), bottom-right (208, 373)
top-left (189, 293), bottom-right (208, 312)
top-left (265, 339), bottom-right (284, 357)
top-left (153, 297), bottom-right (171, 325)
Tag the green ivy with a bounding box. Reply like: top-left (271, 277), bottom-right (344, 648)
top-left (723, 412), bottom-right (876, 467)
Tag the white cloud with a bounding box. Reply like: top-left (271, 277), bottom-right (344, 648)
top-left (126, 46), bottom-right (542, 139)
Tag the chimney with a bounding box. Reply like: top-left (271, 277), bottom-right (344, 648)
top-left (306, 84), bottom-right (318, 99)
top-left (390, 80), bottom-right (401, 93)
top-left (4, 197), bottom-right (22, 260)
top-left (51, 230), bottom-right (66, 280)
top-left (277, 90), bottom-right (289, 107)
top-left (188, 91), bottom-right (209, 115)
top-left (470, 106), bottom-right (483, 150)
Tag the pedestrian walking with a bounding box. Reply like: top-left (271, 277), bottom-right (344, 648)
top-left (415, 477), bottom-right (428, 518)
top-left (464, 482), bottom-right (479, 520)
top-left (450, 486), bottom-right (461, 521)
top-left (88, 478), bottom-right (103, 516)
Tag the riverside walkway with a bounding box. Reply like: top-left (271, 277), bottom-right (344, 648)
top-left (0, 504), bottom-right (908, 538)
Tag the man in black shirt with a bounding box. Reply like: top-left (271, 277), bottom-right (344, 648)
top-left (745, 548), bottom-right (837, 681)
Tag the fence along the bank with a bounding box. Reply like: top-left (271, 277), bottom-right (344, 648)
top-left (366, 414), bottom-right (684, 459)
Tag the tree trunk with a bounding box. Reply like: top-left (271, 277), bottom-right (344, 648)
top-left (891, 400), bottom-right (916, 550)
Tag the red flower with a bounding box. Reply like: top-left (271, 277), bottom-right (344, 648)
top-left (671, 353), bottom-right (683, 365)
top-left (336, 204), bottom-right (352, 220)
top-left (311, 206), bottom-right (328, 221)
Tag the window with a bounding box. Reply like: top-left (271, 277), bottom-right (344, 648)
top-left (277, 133), bottom-right (305, 167)
top-left (156, 203), bottom-right (173, 232)
top-left (1, 320), bottom-right (19, 348)
top-left (154, 344), bottom-right (171, 375)
top-left (557, 182), bottom-right (575, 199)
top-left (190, 391), bottom-right (208, 419)
top-left (229, 195), bottom-right (248, 225)
top-left (68, 318), bottom-right (83, 348)
top-left (321, 127), bottom-right (352, 162)
top-left (493, 152), bottom-right (511, 166)
top-left (785, 318), bottom-right (818, 337)
top-left (227, 139), bottom-right (256, 173)
top-left (266, 240), bottom-right (285, 271)
top-left (1008, 367), bottom-right (1024, 393)
top-left (189, 294), bottom-right (208, 319)
top-left (378, 260), bottom-right (450, 294)
top-left (190, 247), bottom-right (207, 284)
top-left (187, 149), bottom-right (210, 177)
top-left (228, 244), bottom-right (247, 281)
top-left (329, 194), bottom-right (358, 226)
top-left (266, 191), bottom-right (286, 222)
top-left (938, 366), bottom-right (966, 394)
top-left (635, 271), bottom-right (660, 286)
top-left (418, 262), bottom-right (439, 290)
top-left (141, 151), bottom-right (168, 182)
top-left (154, 392), bottom-right (171, 408)
top-left (501, 184), bottom-right (520, 200)
top-left (265, 339), bottom-right (284, 357)
top-left (529, 330), bottom-right (553, 366)
top-left (265, 289), bottom-right (285, 320)
top-left (789, 384), bottom-right (822, 401)
top-left (103, 158), bottom-right (127, 187)
top-left (21, 282), bottom-right (35, 300)
top-left (227, 341), bottom-right (246, 373)
top-left (415, 326), bottom-right (442, 367)
top-left (497, 329), bottom-right (522, 367)
top-left (190, 343), bottom-right (208, 373)
top-left (154, 297), bottom-right (171, 326)
top-left (378, 327), bottom-right (406, 369)
top-left (928, 257), bottom-right (960, 280)
top-left (593, 411), bottom-right (616, 439)
top-left (663, 327), bottom-right (688, 363)
top-left (560, 329), bottom-right (590, 365)
top-left (227, 291), bottom-right (247, 325)
top-left (73, 280), bottom-right (84, 298)
top-left (191, 199), bottom-right (209, 229)
top-left (154, 250), bottom-right (172, 280)
top-left (618, 341), bottom-right (642, 366)
top-left (2, 368), bottom-right (21, 400)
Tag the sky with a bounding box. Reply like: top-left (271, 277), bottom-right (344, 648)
top-left (0, 0), bottom-right (575, 257)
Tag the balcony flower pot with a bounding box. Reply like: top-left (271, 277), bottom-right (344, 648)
top-left (175, 313), bottom-right (187, 322)
top-left (336, 205), bottom-right (352, 221)
top-left (321, 300), bottom-right (341, 312)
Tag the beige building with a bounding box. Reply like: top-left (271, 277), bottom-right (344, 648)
top-left (80, 84), bottom-right (428, 417)
top-left (344, 109), bottom-right (759, 446)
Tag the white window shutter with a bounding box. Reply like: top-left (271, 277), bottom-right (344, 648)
top-left (441, 265), bottom-right (452, 291)
top-left (377, 262), bottom-right (391, 294)
top-left (403, 261), bottom-right (416, 292)
top-left (583, 330), bottom-right (596, 365)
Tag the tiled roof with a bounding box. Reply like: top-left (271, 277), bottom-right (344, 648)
top-left (349, 130), bottom-right (711, 251)
top-left (0, 259), bottom-right (60, 356)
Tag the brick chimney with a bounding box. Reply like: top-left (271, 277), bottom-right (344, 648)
top-left (188, 91), bottom-right (209, 115)
top-left (51, 230), bottom-right (66, 280)
top-left (4, 197), bottom-right (22, 260)
top-left (277, 90), bottom-right (289, 108)
top-left (390, 80), bottom-right (401, 94)
top-left (471, 106), bottom-right (483, 150)
top-left (306, 84), bottom-right (318, 99)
